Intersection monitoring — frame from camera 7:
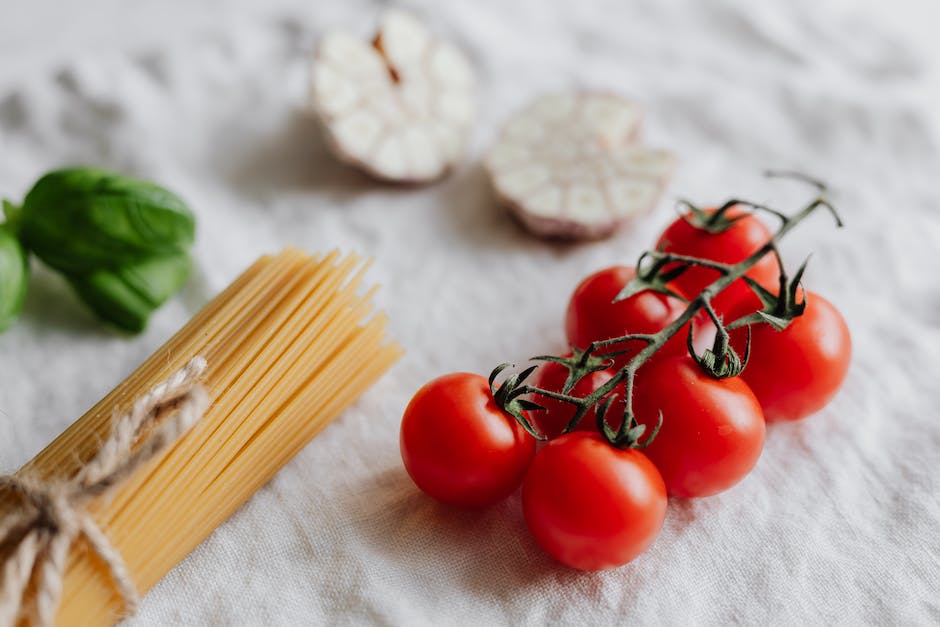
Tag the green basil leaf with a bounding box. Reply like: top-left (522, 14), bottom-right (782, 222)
top-left (18, 168), bottom-right (195, 273)
top-left (65, 252), bottom-right (191, 333)
top-left (0, 224), bottom-right (29, 332)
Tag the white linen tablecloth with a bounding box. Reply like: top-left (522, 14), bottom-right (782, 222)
top-left (1, 1), bottom-right (938, 624)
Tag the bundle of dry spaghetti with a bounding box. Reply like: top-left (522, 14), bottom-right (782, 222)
top-left (0, 248), bottom-right (402, 626)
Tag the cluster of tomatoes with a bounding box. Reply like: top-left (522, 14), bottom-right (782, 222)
top-left (400, 203), bottom-right (851, 571)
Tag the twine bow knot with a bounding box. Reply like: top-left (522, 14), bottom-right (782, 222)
top-left (0, 357), bottom-right (209, 627)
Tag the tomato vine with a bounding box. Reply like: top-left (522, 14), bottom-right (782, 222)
top-left (490, 174), bottom-right (844, 449)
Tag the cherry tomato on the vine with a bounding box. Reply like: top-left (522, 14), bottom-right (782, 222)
top-left (633, 356), bottom-right (765, 498)
top-left (729, 291), bottom-right (851, 422)
top-left (400, 373), bottom-right (535, 508)
top-left (565, 265), bottom-right (696, 366)
top-left (656, 207), bottom-right (779, 314)
top-left (522, 432), bottom-right (667, 570)
top-left (525, 356), bottom-right (620, 439)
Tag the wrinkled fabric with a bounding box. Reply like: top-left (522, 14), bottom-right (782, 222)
top-left (0, 1), bottom-right (938, 625)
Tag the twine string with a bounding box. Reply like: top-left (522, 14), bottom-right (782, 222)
top-left (0, 357), bottom-right (209, 627)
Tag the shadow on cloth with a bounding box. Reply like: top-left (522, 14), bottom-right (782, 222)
top-left (222, 109), bottom-right (390, 201)
top-left (340, 464), bottom-right (637, 601)
top-left (19, 264), bottom-right (111, 337)
top-left (17, 257), bottom-right (213, 337)
top-left (430, 161), bottom-right (605, 258)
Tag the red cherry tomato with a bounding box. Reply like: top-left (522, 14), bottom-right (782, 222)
top-left (730, 291), bottom-right (851, 422)
top-left (400, 373), bottom-right (536, 508)
top-left (656, 207), bottom-right (779, 314)
top-left (565, 266), bottom-right (693, 366)
top-left (633, 357), bottom-right (765, 498)
top-left (522, 432), bottom-right (667, 570)
top-left (525, 356), bottom-right (619, 439)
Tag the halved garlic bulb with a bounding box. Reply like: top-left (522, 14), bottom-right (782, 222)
top-left (312, 10), bottom-right (476, 183)
top-left (485, 92), bottom-right (675, 239)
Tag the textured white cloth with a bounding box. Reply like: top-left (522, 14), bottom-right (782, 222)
top-left (1, 1), bottom-right (939, 625)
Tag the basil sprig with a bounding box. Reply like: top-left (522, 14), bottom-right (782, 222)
top-left (1, 167), bottom-right (196, 333)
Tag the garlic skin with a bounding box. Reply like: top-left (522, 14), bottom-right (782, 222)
top-left (312, 10), bottom-right (476, 183)
top-left (485, 92), bottom-right (675, 240)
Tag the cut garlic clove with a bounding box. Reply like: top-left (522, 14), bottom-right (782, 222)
top-left (487, 142), bottom-right (530, 170)
top-left (429, 44), bottom-right (475, 88)
top-left (530, 92), bottom-right (578, 121)
top-left (582, 95), bottom-right (642, 145)
top-left (373, 136), bottom-right (410, 180)
top-left (400, 125), bottom-right (441, 180)
top-left (330, 110), bottom-right (383, 160)
top-left (378, 11), bottom-right (431, 68)
top-left (312, 10), bottom-right (476, 183)
top-left (485, 91), bottom-right (674, 240)
top-left (614, 147), bottom-right (676, 177)
top-left (606, 178), bottom-right (659, 211)
top-left (319, 32), bottom-right (386, 78)
top-left (527, 186), bottom-right (564, 217)
top-left (567, 185), bottom-right (609, 224)
top-left (311, 65), bottom-right (358, 115)
top-left (496, 165), bottom-right (552, 198)
top-left (431, 122), bottom-right (463, 162)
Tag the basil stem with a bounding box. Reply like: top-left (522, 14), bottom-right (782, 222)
top-left (0, 223), bottom-right (29, 332)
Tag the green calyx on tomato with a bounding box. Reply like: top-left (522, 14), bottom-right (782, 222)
top-left (675, 198), bottom-right (753, 234)
top-left (610, 251), bottom-right (690, 303)
top-left (532, 348), bottom-right (615, 396)
top-left (686, 313), bottom-right (750, 380)
top-left (488, 362), bottom-right (548, 439)
top-left (729, 256), bottom-right (809, 332)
